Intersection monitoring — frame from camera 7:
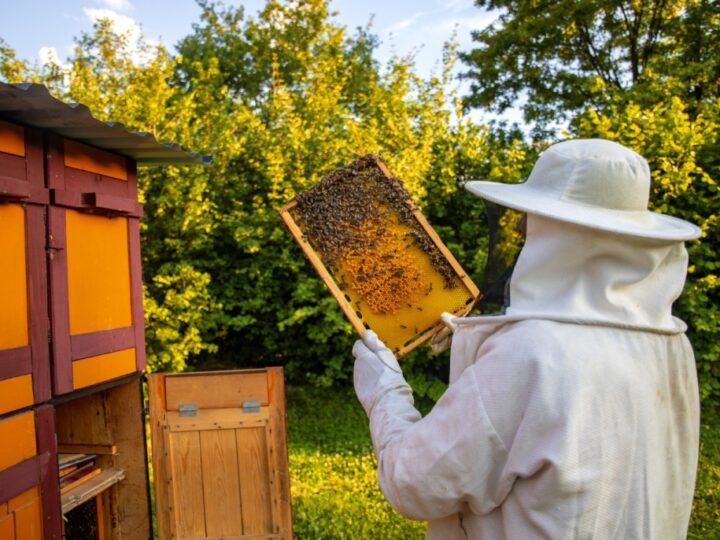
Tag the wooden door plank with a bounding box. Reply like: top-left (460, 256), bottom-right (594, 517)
top-left (200, 430), bottom-right (243, 536)
top-left (0, 513), bottom-right (13, 539)
top-left (148, 373), bottom-right (173, 540)
top-left (165, 371), bottom-right (269, 410)
top-left (236, 427), bottom-right (273, 535)
top-left (168, 431), bottom-right (206, 537)
top-left (12, 495), bottom-right (41, 540)
top-left (0, 412), bottom-right (36, 472)
top-left (167, 408), bottom-right (268, 432)
top-left (267, 368), bottom-right (292, 537)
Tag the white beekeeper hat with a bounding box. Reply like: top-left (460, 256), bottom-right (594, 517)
top-left (465, 138), bottom-right (701, 241)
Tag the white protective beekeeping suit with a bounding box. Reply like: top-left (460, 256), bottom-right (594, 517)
top-left (353, 139), bottom-right (701, 539)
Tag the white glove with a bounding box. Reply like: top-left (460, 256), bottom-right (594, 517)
top-left (430, 312), bottom-right (458, 354)
top-left (353, 329), bottom-right (407, 416)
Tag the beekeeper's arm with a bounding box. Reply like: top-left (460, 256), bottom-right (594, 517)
top-left (353, 330), bottom-right (509, 520)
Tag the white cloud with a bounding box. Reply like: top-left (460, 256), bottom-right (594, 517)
top-left (95, 0), bottom-right (134, 12)
top-left (83, 8), bottom-right (158, 63)
top-left (83, 8), bottom-right (140, 39)
top-left (436, 0), bottom-right (476, 12)
top-left (384, 11), bottom-right (428, 34)
top-left (38, 46), bottom-right (71, 76)
top-left (38, 46), bottom-right (60, 65)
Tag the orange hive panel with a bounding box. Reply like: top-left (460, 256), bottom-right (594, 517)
top-left (280, 154), bottom-right (479, 356)
top-left (0, 204), bottom-right (28, 350)
top-left (66, 210), bottom-right (133, 335)
top-left (0, 120), bottom-right (25, 157)
top-left (64, 139), bottom-right (128, 181)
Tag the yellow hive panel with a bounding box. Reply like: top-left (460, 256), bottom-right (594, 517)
top-left (0, 204), bottom-right (28, 350)
top-left (281, 155), bottom-right (479, 355)
top-left (66, 210), bottom-right (133, 335)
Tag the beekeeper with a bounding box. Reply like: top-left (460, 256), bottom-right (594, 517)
top-left (353, 139), bottom-right (701, 539)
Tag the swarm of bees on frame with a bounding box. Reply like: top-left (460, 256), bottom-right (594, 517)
top-left (294, 154), bottom-right (457, 315)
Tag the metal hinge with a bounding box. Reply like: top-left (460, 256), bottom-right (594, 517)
top-left (178, 403), bottom-right (198, 417)
top-left (242, 400), bottom-right (260, 413)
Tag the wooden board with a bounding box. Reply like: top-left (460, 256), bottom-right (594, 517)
top-left (0, 412), bottom-right (36, 472)
top-left (0, 204), bottom-right (28, 350)
top-left (49, 205), bottom-right (145, 395)
top-left (279, 155), bottom-right (480, 357)
top-left (60, 468), bottom-right (124, 514)
top-left (55, 377), bottom-right (151, 538)
top-left (0, 203), bottom-right (51, 413)
top-left (149, 369), bottom-right (293, 539)
top-left (63, 139), bottom-right (128, 181)
top-left (0, 486), bottom-right (42, 540)
top-left (0, 119), bottom-right (25, 157)
top-left (65, 210), bottom-right (132, 336)
top-left (165, 370), bottom-right (270, 410)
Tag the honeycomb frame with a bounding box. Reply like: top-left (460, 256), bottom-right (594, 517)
top-left (279, 155), bottom-right (480, 357)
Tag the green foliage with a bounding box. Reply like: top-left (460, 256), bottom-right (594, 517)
top-left (0, 38), bottom-right (28, 82)
top-left (461, 0), bottom-right (719, 128)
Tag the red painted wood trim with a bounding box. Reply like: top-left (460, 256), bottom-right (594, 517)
top-left (24, 128), bottom-right (44, 190)
top-left (48, 206), bottom-right (72, 395)
top-left (26, 205), bottom-right (51, 404)
top-left (64, 167), bottom-right (136, 201)
top-left (0, 175), bottom-right (30, 199)
top-left (0, 454), bottom-right (41, 503)
top-left (44, 133), bottom-right (65, 191)
top-left (0, 129), bottom-right (48, 205)
top-left (0, 346), bottom-right (32, 379)
top-left (70, 326), bottom-right (135, 360)
top-left (36, 405), bottom-right (61, 540)
top-left (127, 158), bottom-right (139, 201)
top-left (128, 218), bottom-right (146, 371)
top-left (51, 189), bottom-right (143, 217)
top-left (0, 152), bottom-right (26, 181)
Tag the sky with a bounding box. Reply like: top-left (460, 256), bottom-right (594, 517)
top-left (0, 0), bottom-right (522, 125)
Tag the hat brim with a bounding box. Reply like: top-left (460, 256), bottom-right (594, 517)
top-left (465, 181), bottom-right (701, 241)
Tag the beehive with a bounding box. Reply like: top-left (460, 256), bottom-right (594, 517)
top-left (280, 154), bottom-right (479, 356)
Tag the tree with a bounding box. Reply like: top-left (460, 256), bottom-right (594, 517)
top-left (461, 0), bottom-right (720, 128)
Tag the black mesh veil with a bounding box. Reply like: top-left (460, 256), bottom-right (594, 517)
top-left (473, 200), bottom-right (527, 314)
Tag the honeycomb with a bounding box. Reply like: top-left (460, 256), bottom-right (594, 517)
top-left (280, 154), bottom-right (479, 355)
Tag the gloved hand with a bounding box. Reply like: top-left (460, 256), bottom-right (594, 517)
top-left (430, 312), bottom-right (458, 354)
top-left (353, 329), bottom-right (407, 416)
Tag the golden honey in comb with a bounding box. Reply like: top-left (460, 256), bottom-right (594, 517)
top-left (282, 154), bottom-right (478, 354)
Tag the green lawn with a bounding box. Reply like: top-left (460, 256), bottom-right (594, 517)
top-left (286, 386), bottom-right (720, 539)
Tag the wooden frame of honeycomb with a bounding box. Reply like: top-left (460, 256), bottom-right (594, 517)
top-left (279, 155), bottom-right (480, 357)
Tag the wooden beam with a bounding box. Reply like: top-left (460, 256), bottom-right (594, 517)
top-left (56, 443), bottom-right (118, 456)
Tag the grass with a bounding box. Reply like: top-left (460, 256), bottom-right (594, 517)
top-left (286, 385), bottom-right (720, 539)
top-left (285, 385), bottom-right (425, 539)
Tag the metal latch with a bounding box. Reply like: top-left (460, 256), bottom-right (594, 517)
top-left (179, 403), bottom-right (198, 417)
top-left (242, 400), bottom-right (260, 413)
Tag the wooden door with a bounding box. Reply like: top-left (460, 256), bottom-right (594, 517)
top-left (0, 406), bottom-right (61, 540)
top-left (46, 134), bottom-right (146, 395)
top-left (0, 120), bottom-right (50, 414)
top-left (148, 368), bottom-right (293, 540)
